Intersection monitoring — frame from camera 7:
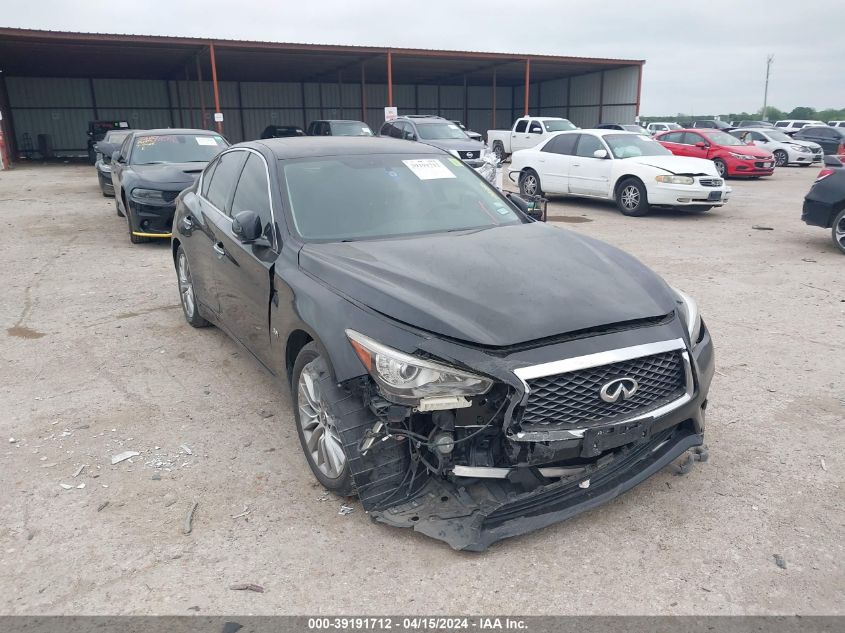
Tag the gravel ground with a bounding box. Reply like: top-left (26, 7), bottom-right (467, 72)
top-left (0, 162), bottom-right (842, 615)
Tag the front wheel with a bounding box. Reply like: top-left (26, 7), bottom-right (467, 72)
top-left (176, 246), bottom-right (210, 328)
top-left (832, 208), bottom-right (845, 255)
top-left (293, 343), bottom-right (354, 495)
top-left (616, 178), bottom-right (650, 216)
top-left (492, 142), bottom-right (507, 163)
top-left (774, 150), bottom-right (788, 167)
top-left (713, 158), bottom-right (727, 178)
top-left (519, 169), bottom-right (543, 197)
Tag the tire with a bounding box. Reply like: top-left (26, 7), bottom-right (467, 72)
top-left (115, 196), bottom-right (124, 217)
top-left (176, 246), bottom-right (210, 328)
top-left (292, 343), bottom-right (354, 495)
top-left (615, 178), bottom-right (650, 217)
top-left (125, 200), bottom-right (150, 244)
top-left (492, 142), bottom-right (507, 163)
top-left (800, 164), bottom-right (811, 168)
top-left (832, 207), bottom-right (845, 255)
top-left (519, 169), bottom-right (543, 197)
top-left (713, 158), bottom-right (727, 178)
top-left (774, 150), bottom-right (788, 167)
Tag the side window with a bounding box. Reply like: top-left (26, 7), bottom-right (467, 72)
top-left (320, 122), bottom-right (331, 136)
top-left (750, 132), bottom-right (766, 142)
top-left (574, 134), bottom-right (603, 157)
top-left (816, 128), bottom-right (834, 138)
top-left (399, 122), bottom-right (415, 140)
top-left (204, 150), bottom-right (248, 214)
top-left (775, 122), bottom-right (788, 127)
top-left (528, 120), bottom-right (543, 133)
top-left (389, 123), bottom-right (403, 139)
top-left (660, 132), bottom-right (682, 143)
top-left (120, 135), bottom-right (132, 160)
top-left (380, 122), bottom-right (394, 137)
top-left (794, 122), bottom-right (807, 129)
top-left (514, 119), bottom-right (528, 133)
top-left (231, 154), bottom-right (273, 239)
top-left (682, 132), bottom-right (704, 145)
top-left (201, 157), bottom-right (220, 197)
top-left (542, 134), bottom-right (577, 155)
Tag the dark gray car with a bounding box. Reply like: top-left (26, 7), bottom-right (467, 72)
top-left (380, 115), bottom-right (487, 167)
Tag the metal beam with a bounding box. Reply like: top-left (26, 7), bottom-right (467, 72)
top-left (387, 50), bottom-right (393, 107)
top-left (523, 58), bottom-right (531, 116)
top-left (209, 41), bottom-right (223, 134)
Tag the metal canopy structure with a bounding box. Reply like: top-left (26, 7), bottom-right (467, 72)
top-left (0, 28), bottom-right (645, 159)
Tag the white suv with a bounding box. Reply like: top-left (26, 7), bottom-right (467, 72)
top-left (646, 122), bottom-right (682, 135)
top-left (828, 121), bottom-right (845, 128)
top-left (774, 120), bottom-right (828, 134)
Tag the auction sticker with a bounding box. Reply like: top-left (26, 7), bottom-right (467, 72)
top-left (402, 158), bottom-right (456, 180)
top-left (196, 136), bottom-right (219, 146)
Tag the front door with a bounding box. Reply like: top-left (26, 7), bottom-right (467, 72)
top-left (536, 133), bottom-right (578, 194)
top-left (213, 152), bottom-right (278, 369)
top-left (682, 132), bottom-right (709, 158)
top-left (568, 133), bottom-right (613, 196)
top-left (511, 119), bottom-right (534, 152)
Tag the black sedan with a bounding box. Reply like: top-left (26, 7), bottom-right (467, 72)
top-left (803, 156), bottom-right (845, 254)
top-left (104, 129), bottom-right (229, 243)
top-left (171, 137), bottom-right (714, 550)
top-left (93, 128), bottom-right (134, 196)
top-left (792, 125), bottom-right (845, 155)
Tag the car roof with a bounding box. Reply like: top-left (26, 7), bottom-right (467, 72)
top-left (132, 128), bottom-right (219, 136)
top-left (249, 136), bottom-right (444, 159)
top-left (312, 120), bottom-right (365, 124)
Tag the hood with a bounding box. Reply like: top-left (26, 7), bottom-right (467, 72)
top-left (299, 222), bottom-right (675, 347)
top-left (631, 155), bottom-right (718, 176)
top-left (719, 144), bottom-right (772, 158)
top-left (420, 138), bottom-right (486, 153)
top-left (788, 139), bottom-right (821, 150)
top-left (132, 162), bottom-right (207, 187)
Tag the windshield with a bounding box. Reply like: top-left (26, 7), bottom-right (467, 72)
top-left (664, 123), bottom-right (682, 130)
top-left (621, 125), bottom-right (649, 134)
top-left (766, 131), bottom-right (792, 143)
top-left (415, 123), bottom-right (468, 140)
top-left (105, 130), bottom-right (132, 144)
top-left (131, 134), bottom-right (228, 164)
top-left (331, 122), bottom-right (373, 136)
top-left (701, 131), bottom-right (744, 146)
top-left (544, 119), bottom-right (577, 132)
top-left (604, 134), bottom-right (671, 158)
top-left (282, 154), bottom-right (523, 241)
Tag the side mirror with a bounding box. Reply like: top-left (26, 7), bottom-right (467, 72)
top-left (111, 151), bottom-right (124, 163)
top-left (232, 210), bottom-right (264, 243)
top-left (593, 149), bottom-right (608, 159)
top-left (695, 141), bottom-right (707, 148)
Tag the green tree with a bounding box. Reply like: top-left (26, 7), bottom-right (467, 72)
top-left (787, 106), bottom-right (817, 119)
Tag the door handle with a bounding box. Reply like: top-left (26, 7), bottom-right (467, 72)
top-left (572, 163), bottom-right (581, 167)
top-left (213, 242), bottom-right (226, 259)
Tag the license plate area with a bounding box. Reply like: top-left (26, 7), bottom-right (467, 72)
top-left (580, 421), bottom-right (651, 458)
top-left (707, 191), bottom-right (722, 201)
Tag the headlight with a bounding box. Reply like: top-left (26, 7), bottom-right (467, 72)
top-left (729, 152), bottom-right (757, 160)
top-left (655, 175), bottom-right (695, 185)
top-left (671, 287), bottom-right (702, 345)
top-left (790, 144), bottom-right (809, 153)
top-left (131, 188), bottom-right (165, 202)
top-left (346, 330), bottom-right (492, 405)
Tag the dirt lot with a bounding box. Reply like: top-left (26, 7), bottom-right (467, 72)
top-left (0, 162), bottom-right (842, 615)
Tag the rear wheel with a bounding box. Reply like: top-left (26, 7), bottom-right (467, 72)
top-left (832, 208), bottom-right (845, 255)
top-left (519, 169), bottom-right (543, 197)
top-left (713, 158), bottom-right (727, 177)
top-left (616, 178), bottom-right (650, 217)
top-left (176, 246), bottom-right (210, 328)
top-left (492, 142), bottom-right (506, 163)
top-left (774, 150), bottom-right (788, 167)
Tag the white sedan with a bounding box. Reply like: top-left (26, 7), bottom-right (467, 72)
top-left (509, 130), bottom-right (731, 216)
top-left (732, 128), bottom-right (823, 167)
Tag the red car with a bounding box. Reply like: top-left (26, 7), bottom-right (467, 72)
top-left (656, 129), bottom-right (775, 178)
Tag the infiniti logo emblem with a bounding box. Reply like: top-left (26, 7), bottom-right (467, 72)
top-left (600, 377), bottom-right (639, 403)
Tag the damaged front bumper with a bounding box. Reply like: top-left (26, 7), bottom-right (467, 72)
top-left (373, 423), bottom-right (704, 551)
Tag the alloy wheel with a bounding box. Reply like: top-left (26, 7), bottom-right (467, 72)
top-left (522, 174), bottom-right (538, 195)
top-left (621, 185), bottom-right (640, 210)
top-left (774, 151), bottom-right (787, 167)
top-left (177, 252), bottom-right (196, 319)
top-left (714, 160), bottom-right (726, 177)
top-left (835, 212), bottom-right (845, 253)
top-left (298, 363), bottom-right (346, 479)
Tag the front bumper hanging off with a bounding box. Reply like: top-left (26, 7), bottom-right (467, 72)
top-left (372, 424), bottom-right (705, 551)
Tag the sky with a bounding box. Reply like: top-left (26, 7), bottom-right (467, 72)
top-left (1, 0), bottom-right (841, 116)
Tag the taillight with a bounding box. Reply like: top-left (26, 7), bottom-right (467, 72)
top-left (838, 143), bottom-right (845, 154)
top-left (816, 168), bottom-right (834, 182)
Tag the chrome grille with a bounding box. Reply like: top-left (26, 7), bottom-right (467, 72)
top-left (698, 178), bottom-right (723, 187)
top-left (461, 150), bottom-right (480, 160)
top-left (520, 351), bottom-right (686, 428)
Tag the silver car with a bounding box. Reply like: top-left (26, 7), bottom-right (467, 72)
top-left (380, 115), bottom-right (487, 167)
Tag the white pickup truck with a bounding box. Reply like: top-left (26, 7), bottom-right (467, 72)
top-left (487, 116), bottom-right (578, 162)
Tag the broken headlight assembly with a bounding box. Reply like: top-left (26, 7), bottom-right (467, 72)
top-left (672, 287), bottom-right (702, 346)
top-left (346, 329), bottom-right (492, 406)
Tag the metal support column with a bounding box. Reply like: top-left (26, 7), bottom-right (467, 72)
top-left (523, 58), bottom-right (531, 116)
top-left (195, 55), bottom-right (207, 129)
top-left (598, 70), bottom-right (605, 124)
top-left (387, 50), bottom-right (393, 107)
top-left (361, 62), bottom-right (367, 123)
top-left (209, 42), bottom-right (223, 134)
top-left (492, 68), bottom-right (497, 128)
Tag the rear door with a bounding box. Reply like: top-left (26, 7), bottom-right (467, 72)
top-left (180, 156), bottom-right (222, 312)
top-left (537, 133), bottom-right (578, 193)
top-left (799, 127), bottom-right (840, 154)
top-left (568, 133), bottom-right (613, 196)
top-left (213, 151), bottom-right (279, 369)
top-left (656, 131), bottom-right (684, 155)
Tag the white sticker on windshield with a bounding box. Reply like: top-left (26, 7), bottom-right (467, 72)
top-left (402, 159), bottom-right (456, 180)
top-left (196, 137), bottom-right (218, 146)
